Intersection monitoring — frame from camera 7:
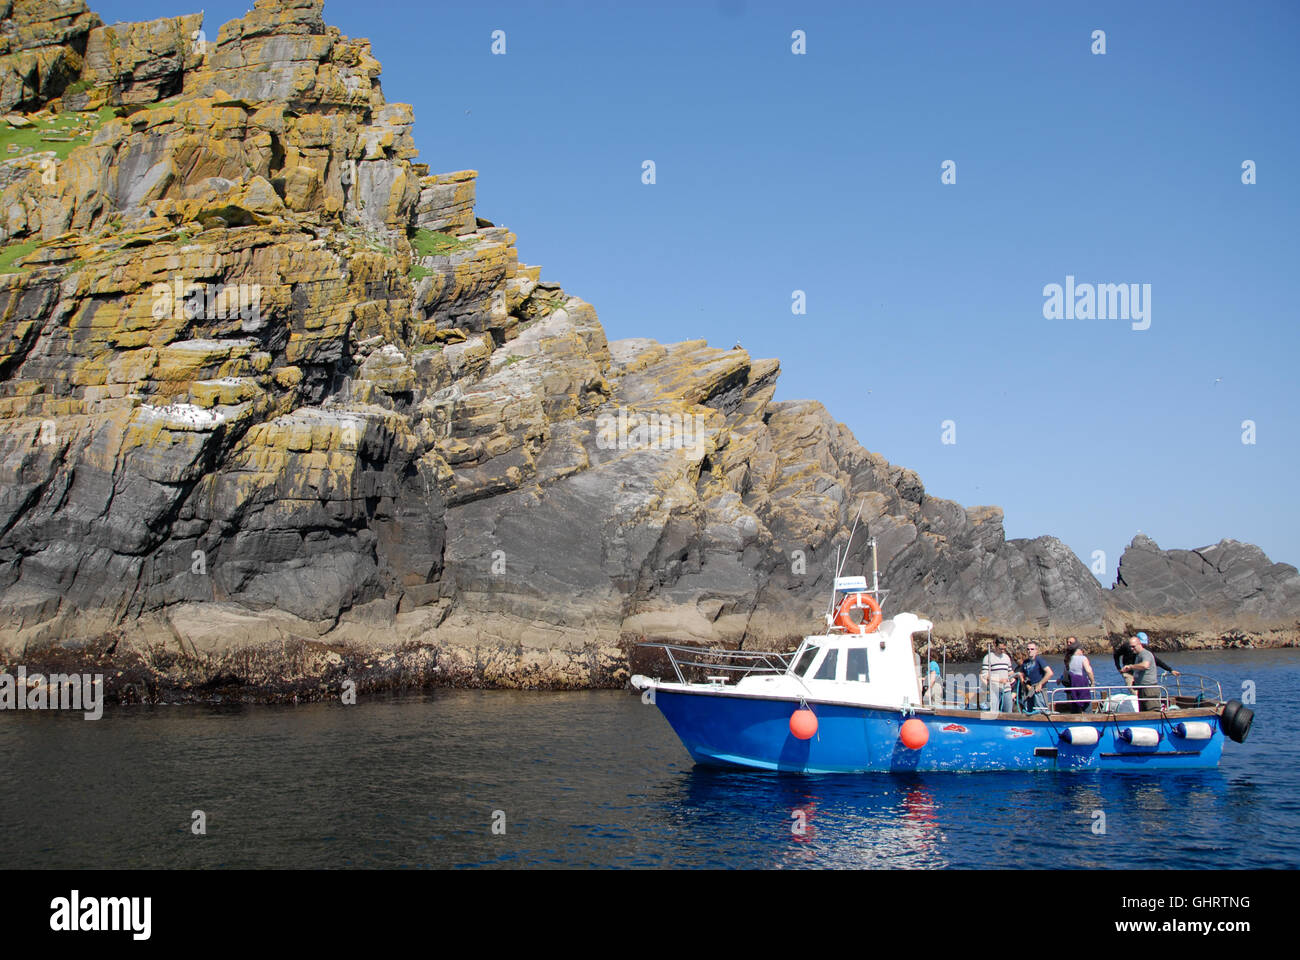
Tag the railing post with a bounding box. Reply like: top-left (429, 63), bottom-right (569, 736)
top-left (669, 649), bottom-right (684, 684)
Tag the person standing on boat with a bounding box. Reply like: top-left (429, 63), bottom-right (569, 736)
top-left (1121, 635), bottom-right (1162, 713)
top-left (1015, 642), bottom-right (1054, 714)
top-left (980, 639), bottom-right (1016, 713)
top-left (1061, 639), bottom-right (1095, 713)
top-left (1113, 632), bottom-right (1180, 686)
top-left (924, 660), bottom-right (944, 707)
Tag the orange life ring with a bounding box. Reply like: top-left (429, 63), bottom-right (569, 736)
top-left (834, 591), bottom-right (883, 635)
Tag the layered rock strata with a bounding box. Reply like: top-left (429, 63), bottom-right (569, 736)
top-left (0, 0), bottom-right (1293, 701)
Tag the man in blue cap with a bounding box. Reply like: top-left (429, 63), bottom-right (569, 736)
top-left (1113, 632), bottom-right (1180, 690)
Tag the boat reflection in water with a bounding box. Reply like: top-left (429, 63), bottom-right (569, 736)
top-left (673, 769), bottom-right (948, 868)
top-left (663, 765), bottom-right (1247, 868)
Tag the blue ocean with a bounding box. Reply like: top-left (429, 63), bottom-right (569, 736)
top-left (1, 648), bottom-right (1293, 869)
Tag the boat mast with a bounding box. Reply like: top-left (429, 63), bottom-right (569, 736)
top-left (871, 535), bottom-right (879, 598)
top-left (827, 499), bottom-right (872, 629)
top-left (826, 545), bottom-right (841, 622)
top-left (836, 498), bottom-right (866, 582)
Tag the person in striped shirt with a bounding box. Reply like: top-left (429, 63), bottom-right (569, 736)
top-left (980, 639), bottom-right (1016, 713)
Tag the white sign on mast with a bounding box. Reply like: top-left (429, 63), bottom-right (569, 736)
top-left (834, 576), bottom-right (868, 592)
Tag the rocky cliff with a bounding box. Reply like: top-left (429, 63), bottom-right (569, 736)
top-left (1, 0), bottom-right (1295, 701)
top-left (1110, 535), bottom-right (1300, 640)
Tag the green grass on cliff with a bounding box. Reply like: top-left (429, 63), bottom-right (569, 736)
top-left (0, 106), bottom-right (116, 163)
top-left (408, 229), bottom-right (472, 280)
top-left (411, 228), bottom-right (471, 259)
top-left (0, 239), bottom-right (41, 274)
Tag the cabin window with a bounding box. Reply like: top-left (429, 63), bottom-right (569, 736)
top-left (847, 648), bottom-right (869, 682)
top-left (814, 649), bottom-right (839, 681)
top-left (794, 647), bottom-right (819, 677)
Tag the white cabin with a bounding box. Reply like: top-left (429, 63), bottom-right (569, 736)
top-left (636, 612), bottom-right (934, 710)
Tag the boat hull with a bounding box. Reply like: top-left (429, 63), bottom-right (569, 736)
top-left (653, 688), bottom-right (1225, 773)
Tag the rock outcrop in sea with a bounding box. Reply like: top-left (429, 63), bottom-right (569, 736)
top-left (1, 0), bottom-right (1295, 700)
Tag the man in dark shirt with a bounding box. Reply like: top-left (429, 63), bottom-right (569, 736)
top-left (1113, 631), bottom-right (1180, 686)
top-left (1016, 642), bottom-right (1054, 713)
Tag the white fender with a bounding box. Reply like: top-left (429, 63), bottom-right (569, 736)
top-left (1060, 726), bottom-right (1099, 746)
top-left (1120, 726), bottom-right (1161, 747)
top-left (1173, 721), bottom-right (1213, 740)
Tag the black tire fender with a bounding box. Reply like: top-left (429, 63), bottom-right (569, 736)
top-left (1220, 699), bottom-right (1254, 744)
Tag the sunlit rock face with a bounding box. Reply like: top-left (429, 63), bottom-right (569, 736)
top-left (1108, 535), bottom-right (1300, 636)
top-left (0, 0), bottom-right (1293, 699)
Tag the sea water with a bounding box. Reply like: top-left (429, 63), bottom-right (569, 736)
top-left (1, 649), bottom-right (1293, 869)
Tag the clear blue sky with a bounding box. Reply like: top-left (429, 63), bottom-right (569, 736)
top-left (98, 0), bottom-right (1300, 578)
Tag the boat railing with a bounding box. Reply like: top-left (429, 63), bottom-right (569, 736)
top-left (1046, 683), bottom-right (1171, 713)
top-left (636, 643), bottom-right (793, 685)
top-left (1158, 671), bottom-right (1223, 705)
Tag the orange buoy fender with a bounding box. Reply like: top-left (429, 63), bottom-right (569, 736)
top-left (900, 717), bottom-right (929, 750)
top-left (834, 591), bottom-right (883, 634)
top-left (790, 708), bottom-right (818, 740)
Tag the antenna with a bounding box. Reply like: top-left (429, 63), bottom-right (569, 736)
top-left (827, 499), bottom-right (870, 630)
top-left (826, 544), bottom-right (841, 620)
top-left (835, 498), bottom-right (867, 581)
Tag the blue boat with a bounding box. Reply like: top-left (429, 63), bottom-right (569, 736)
top-left (632, 535), bottom-right (1253, 774)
